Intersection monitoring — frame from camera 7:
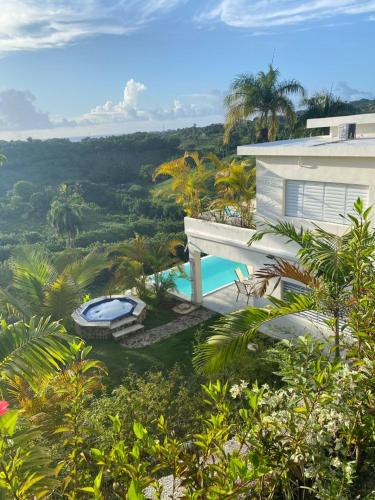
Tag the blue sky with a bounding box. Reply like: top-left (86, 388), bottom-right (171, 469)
top-left (0, 0), bottom-right (374, 140)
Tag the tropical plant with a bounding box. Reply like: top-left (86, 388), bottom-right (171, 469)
top-left (0, 316), bottom-right (74, 391)
top-left (300, 91), bottom-right (355, 128)
top-left (224, 64), bottom-right (305, 143)
top-left (0, 406), bottom-right (58, 498)
top-left (47, 186), bottom-right (84, 248)
top-left (194, 200), bottom-right (375, 373)
top-left (208, 153), bottom-right (256, 227)
top-left (79, 336), bottom-right (374, 498)
top-left (153, 151), bottom-right (214, 217)
top-left (109, 234), bottom-right (184, 304)
top-left (48, 199), bottom-right (82, 248)
top-left (0, 246), bottom-right (107, 323)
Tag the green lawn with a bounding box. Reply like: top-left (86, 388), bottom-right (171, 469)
top-left (89, 313), bottom-right (279, 389)
top-left (90, 316), bottom-right (219, 387)
top-left (143, 299), bottom-right (178, 330)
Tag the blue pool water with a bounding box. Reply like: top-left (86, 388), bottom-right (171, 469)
top-left (164, 255), bottom-right (249, 298)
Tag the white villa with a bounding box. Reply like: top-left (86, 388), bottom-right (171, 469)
top-left (185, 113), bottom-right (375, 337)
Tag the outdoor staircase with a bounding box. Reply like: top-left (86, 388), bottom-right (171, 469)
top-left (112, 322), bottom-right (144, 342)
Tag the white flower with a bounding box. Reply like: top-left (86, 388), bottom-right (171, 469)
top-left (230, 380), bottom-right (249, 399)
top-left (240, 380), bottom-right (249, 390)
top-left (230, 384), bottom-right (240, 399)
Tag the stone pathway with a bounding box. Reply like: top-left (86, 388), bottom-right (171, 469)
top-left (120, 307), bottom-right (215, 348)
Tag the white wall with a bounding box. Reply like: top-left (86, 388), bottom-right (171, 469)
top-left (256, 155), bottom-right (375, 235)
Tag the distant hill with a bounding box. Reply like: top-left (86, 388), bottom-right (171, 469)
top-left (350, 98), bottom-right (375, 114)
top-left (0, 98), bottom-right (374, 194)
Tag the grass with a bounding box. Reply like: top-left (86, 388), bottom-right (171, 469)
top-left (143, 298), bottom-right (178, 330)
top-left (89, 311), bottom-right (280, 389)
top-left (90, 315), bottom-right (219, 388)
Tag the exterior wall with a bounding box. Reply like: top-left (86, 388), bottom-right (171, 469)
top-left (256, 155), bottom-right (375, 235)
top-left (184, 150), bottom-right (375, 337)
top-left (330, 123), bottom-right (375, 139)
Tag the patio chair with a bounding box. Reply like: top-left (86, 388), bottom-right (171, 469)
top-left (234, 280), bottom-right (253, 305)
top-left (235, 267), bottom-right (252, 284)
top-left (224, 206), bottom-right (241, 218)
top-left (246, 264), bottom-right (254, 276)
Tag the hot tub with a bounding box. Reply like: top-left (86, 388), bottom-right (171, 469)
top-left (72, 295), bottom-right (146, 340)
top-left (81, 297), bottom-right (137, 322)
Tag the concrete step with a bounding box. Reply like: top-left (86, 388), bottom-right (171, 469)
top-left (112, 324), bottom-right (144, 341)
top-left (110, 315), bottom-right (137, 330)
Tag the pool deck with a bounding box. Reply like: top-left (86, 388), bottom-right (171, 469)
top-left (202, 283), bottom-right (254, 315)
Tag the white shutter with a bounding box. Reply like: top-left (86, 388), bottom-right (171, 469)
top-left (286, 181), bottom-right (304, 217)
top-left (285, 180), bottom-right (369, 224)
top-left (323, 183), bottom-right (346, 224)
top-left (345, 185), bottom-right (369, 217)
top-left (303, 182), bottom-right (324, 221)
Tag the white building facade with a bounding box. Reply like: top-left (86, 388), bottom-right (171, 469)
top-left (185, 113), bottom-right (375, 336)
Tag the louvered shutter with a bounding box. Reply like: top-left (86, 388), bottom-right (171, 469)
top-left (345, 185), bottom-right (369, 217)
top-left (285, 181), bottom-right (304, 217)
top-left (303, 182), bottom-right (324, 220)
top-left (285, 180), bottom-right (369, 224)
top-left (323, 183), bottom-right (346, 224)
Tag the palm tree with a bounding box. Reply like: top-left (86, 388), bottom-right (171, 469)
top-left (208, 153), bottom-right (256, 227)
top-left (0, 316), bottom-right (74, 391)
top-left (298, 91), bottom-right (356, 134)
top-left (301, 91), bottom-right (355, 120)
top-left (224, 64), bottom-right (305, 144)
top-left (194, 200), bottom-right (373, 373)
top-left (0, 247), bottom-right (107, 323)
top-left (48, 199), bottom-right (83, 248)
top-left (153, 152), bottom-right (214, 217)
top-left (109, 234), bottom-right (184, 304)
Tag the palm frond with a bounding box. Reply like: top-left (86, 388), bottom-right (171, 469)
top-left (63, 250), bottom-right (108, 289)
top-left (11, 247), bottom-right (55, 291)
top-left (253, 258), bottom-right (321, 296)
top-left (248, 219), bottom-right (308, 247)
top-left (193, 294), bottom-right (315, 374)
top-left (0, 317), bottom-right (75, 389)
top-left (43, 276), bottom-right (81, 320)
top-left (0, 287), bottom-right (33, 318)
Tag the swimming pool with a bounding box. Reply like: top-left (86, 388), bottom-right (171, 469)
top-left (163, 255), bottom-right (249, 298)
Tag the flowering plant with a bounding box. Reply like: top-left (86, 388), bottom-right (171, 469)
top-left (0, 401), bottom-right (8, 417)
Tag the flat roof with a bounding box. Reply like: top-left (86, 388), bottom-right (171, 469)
top-left (307, 113), bottom-right (375, 129)
top-left (237, 136), bottom-right (375, 158)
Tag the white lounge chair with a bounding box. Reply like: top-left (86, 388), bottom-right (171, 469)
top-left (235, 267), bottom-right (253, 284)
top-left (234, 280), bottom-right (253, 305)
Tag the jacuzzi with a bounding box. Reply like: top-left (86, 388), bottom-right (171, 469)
top-left (81, 297), bottom-right (137, 322)
top-left (72, 295), bottom-right (146, 340)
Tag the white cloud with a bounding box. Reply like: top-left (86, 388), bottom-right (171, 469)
top-left (80, 80), bottom-right (223, 124)
top-left (0, 80), bottom-right (224, 139)
top-left (198, 0), bottom-right (375, 29)
top-left (335, 81), bottom-right (374, 101)
top-left (82, 79), bottom-right (148, 123)
top-left (0, 89), bottom-right (53, 130)
top-left (0, 0), bottom-right (183, 52)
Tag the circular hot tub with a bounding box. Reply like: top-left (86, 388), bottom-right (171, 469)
top-left (72, 295), bottom-right (146, 340)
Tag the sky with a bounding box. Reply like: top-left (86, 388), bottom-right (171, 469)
top-left (0, 0), bottom-right (374, 140)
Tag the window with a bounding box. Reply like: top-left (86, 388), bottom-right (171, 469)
top-left (285, 180), bottom-right (369, 224)
top-left (282, 281), bottom-right (346, 330)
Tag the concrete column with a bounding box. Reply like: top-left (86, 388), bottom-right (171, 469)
top-left (189, 250), bottom-right (203, 305)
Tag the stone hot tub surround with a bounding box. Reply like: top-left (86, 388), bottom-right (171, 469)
top-left (72, 295), bottom-right (146, 341)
